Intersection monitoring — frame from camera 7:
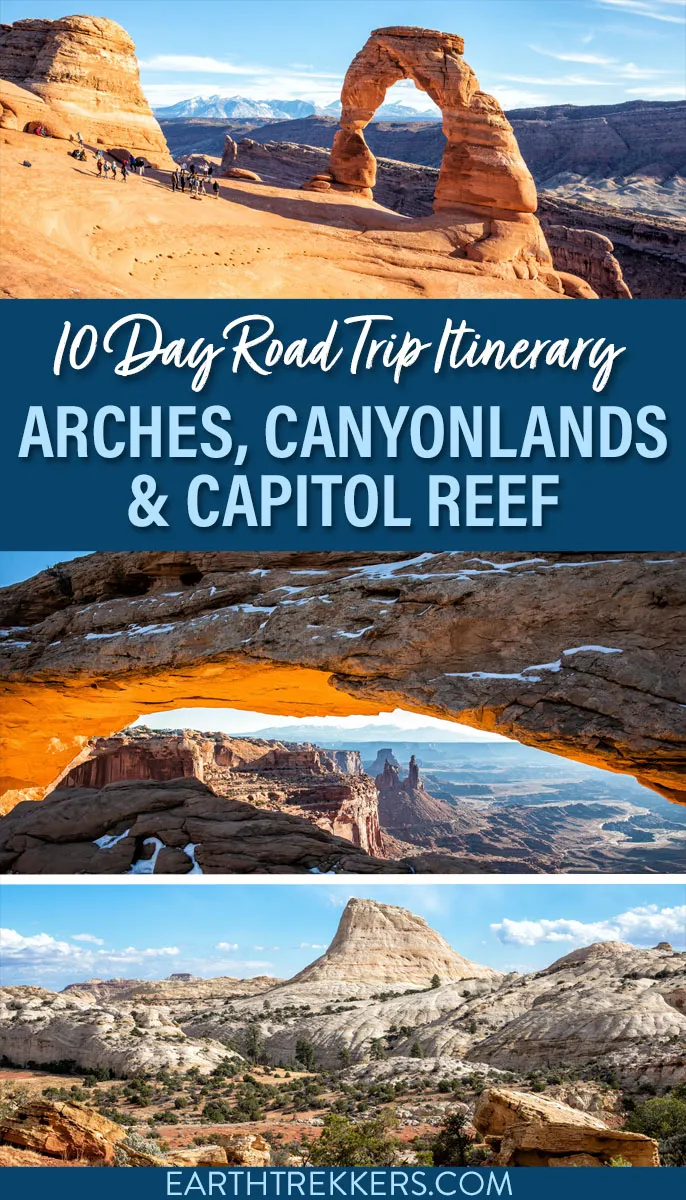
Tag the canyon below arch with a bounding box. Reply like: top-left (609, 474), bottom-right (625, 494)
top-left (1, 552), bottom-right (683, 841)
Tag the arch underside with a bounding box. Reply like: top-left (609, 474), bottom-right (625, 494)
top-left (0, 551), bottom-right (684, 812)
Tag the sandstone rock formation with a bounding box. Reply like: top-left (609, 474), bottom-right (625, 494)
top-left (328, 27), bottom-right (535, 212)
top-left (289, 898), bottom-right (498, 989)
top-left (474, 1087), bottom-right (659, 1166)
top-left (214, 1131), bottom-right (270, 1167)
top-left (0, 15), bottom-right (173, 165)
top-left (178, 904), bottom-right (686, 1087)
top-left (59, 727), bottom-right (382, 855)
top-left (0, 1098), bottom-right (136, 1164)
top-left (311, 26), bottom-right (576, 291)
top-left (0, 1097), bottom-right (270, 1166)
top-left (2, 903), bottom-right (684, 1091)
top-left (220, 132), bottom-right (238, 172)
top-left (1, 552), bottom-right (683, 813)
top-left (0, 777), bottom-right (406, 874)
top-left (541, 224), bottom-right (631, 299)
top-left (538, 194), bottom-right (686, 300)
top-left (0, 986), bottom-right (243, 1075)
top-left (376, 755), bottom-right (457, 838)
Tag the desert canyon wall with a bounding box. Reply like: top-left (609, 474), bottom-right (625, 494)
top-left (0, 14), bottom-right (173, 165)
top-left (59, 727), bottom-right (383, 855)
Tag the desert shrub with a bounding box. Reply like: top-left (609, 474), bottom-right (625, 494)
top-left (304, 1111), bottom-right (401, 1167)
top-left (295, 1037), bottom-right (316, 1070)
top-left (626, 1088), bottom-right (686, 1166)
top-left (430, 1110), bottom-right (481, 1167)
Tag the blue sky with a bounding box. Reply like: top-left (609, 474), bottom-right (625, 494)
top-left (1, 882), bottom-right (684, 989)
top-left (2, 1), bottom-right (684, 110)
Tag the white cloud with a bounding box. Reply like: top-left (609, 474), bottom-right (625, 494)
top-left (491, 905), bottom-right (686, 949)
top-left (253, 945), bottom-right (265, 951)
top-left (489, 86), bottom-right (552, 109)
top-left (215, 941), bottom-right (239, 952)
top-left (0, 928), bottom-right (178, 969)
top-left (626, 83), bottom-right (686, 94)
top-left (140, 54), bottom-right (263, 75)
top-left (594, 0), bottom-right (686, 25)
top-left (0, 928), bottom-right (82, 961)
top-left (71, 933), bottom-right (105, 945)
top-left (299, 942), bottom-right (326, 950)
top-left (529, 45), bottom-right (618, 64)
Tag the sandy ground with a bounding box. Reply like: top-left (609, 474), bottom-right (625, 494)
top-left (0, 131), bottom-right (558, 300)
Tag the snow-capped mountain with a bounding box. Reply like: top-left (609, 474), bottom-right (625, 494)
top-left (154, 95), bottom-right (440, 121)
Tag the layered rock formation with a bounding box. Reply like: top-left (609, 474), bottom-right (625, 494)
top-left (327, 27), bottom-right (536, 213)
top-left (0, 14), bottom-right (173, 165)
top-left (0, 777), bottom-right (405, 874)
top-left (1, 552), bottom-right (683, 813)
top-left (174, 903), bottom-right (686, 1087)
top-left (0, 986), bottom-right (241, 1076)
top-left (538, 194), bottom-right (686, 300)
top-left (289, 897), bottom-right (498, 990)
top-left (0, 1098), bottom-right (270, 1166)
top-left (0, 1099), bottom-right (152, 1165)
top-left (305, 26), bottom-right (584, 293)
top-left (474, 1088), bottom-right (659, 1166)
top-left (2, 903), bottom-right (684, 1092)
top-left (59, 727), bottom-right (382, 855)
top-left (376, 755), bottom-right (458, 838)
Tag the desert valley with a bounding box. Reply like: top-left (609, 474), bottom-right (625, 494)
top-left (0, 897), bottom-right (684, 1167)
top-left (1, 14), bottom-right (684, 300)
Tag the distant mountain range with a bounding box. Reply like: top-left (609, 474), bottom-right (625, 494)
top-left (153, 94), bottom-right (440, 122)
top-left (237, 723), bottom-right (500, 744)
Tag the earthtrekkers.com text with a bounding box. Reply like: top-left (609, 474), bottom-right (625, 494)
top-left (166, 1169), bottom-right (512, 1197)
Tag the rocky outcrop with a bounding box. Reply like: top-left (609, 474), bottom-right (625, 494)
top-left (220, 132), bottom-right (237, 171)
top-left (328, 27), bottom-right (535, 212)
top-left (1, 552), bottom-right (683, 813)
top-left (0, 777), bottom-right (406, 874)
top-left (310, 26), bottom-right (572, 291)
top-left (2, 904), bottom-right (684, 1090)
top-left (0, 1098), bottom-right (270, 1166)
top-left (0, 14), bottom-right (173, 165)
top-left (214, 1131), bottom-right (270, 1167)
top-left (178, 905), bottom-right (685, 1088)
top-left (376, 755), bottom-right (458, 837)
top-left (538, 194), bottom-right (686, 300)
top-left (474, 1088), bottom-right (659, 1166)
top-left (0, 1099), bottom-right (136, 1164)
top-left (0, 986), bottom-right (241, 1076)
top-left (61, 973), bottom-right (282, 1003)
top-left (541, 224), bottom-right (631, 299)
top-left (289, 898), bottom-right (499, 989)
top-left (59, 727), bottom-right (383, 855)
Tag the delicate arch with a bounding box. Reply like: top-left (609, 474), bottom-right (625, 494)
top-left (329, 26), bottom-right (537, 214)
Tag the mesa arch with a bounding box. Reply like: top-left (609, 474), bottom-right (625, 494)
top-left (0, 550), bottom-right (684, 813)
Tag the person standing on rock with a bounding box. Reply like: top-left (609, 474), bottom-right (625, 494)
top-left (103, 160), bottom-right (110, 179)
top-left (121, 162), bottom-right (128, 182)
top-left (212, 179), bottom-right (220, 198)
top-left (111, 161), bottom-right (117, 180)
top-left (179, 171), bottom-right (186, 193)
top-left (138, 160), bottom-right (145, 177)
top-left (171, 171), bottom-right (177, 192)
top-left (77, 131), bottom-right (83, 147)
top-left (96, 157), bottom-right (103, 178)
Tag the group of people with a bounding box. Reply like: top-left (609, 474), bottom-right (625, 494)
top-left (170, 163), bottom-right (221, 198)
top-left (92, 148), bottom-right (147, 181)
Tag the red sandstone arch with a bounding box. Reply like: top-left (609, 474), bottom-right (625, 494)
top-left (328, 26), bottom-right (538, 215)
top-left (0, 551), bottom-right (684, 812)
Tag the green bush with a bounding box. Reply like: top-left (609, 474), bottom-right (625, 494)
top-left (304, 1111), bottom-right (401, 1167)
top-left (626, 1089), bottom-right (686, 1166)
